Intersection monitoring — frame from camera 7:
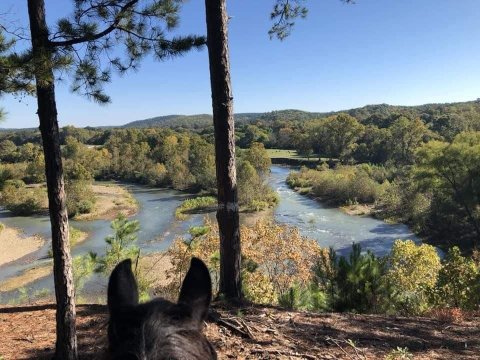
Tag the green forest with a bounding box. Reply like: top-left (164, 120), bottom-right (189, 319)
top-left (0, 127), bottom-right (278, 217)
top-left (2, 99), bottom-right (480, 251)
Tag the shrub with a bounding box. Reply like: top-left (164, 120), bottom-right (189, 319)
top-left (65, 180), bottom-right (96, 218)
top-left (384, 347), bottom-right (413, 360)
top-left (65, 162), bottom-right (93, 181)
top-left (433, 247), bottom-right (479, 310)
top-left (0, 182), bottom-right (45, 215)
top-left (142, 162), bottom-right (168, 186)
top-left (73, 254), bottom-right (97, 294)
top-left (95, 214), bottom-right (141, 275)
top-left (0, 163), bottom-right (28, 188)
top-left (175, 196), bottom-right (217, 220)
top-left (188, 225), bottom-right (210, 238)
top-left (315, 244), bottom-right (386, 312)
top-left (77, 200), bottom-right (94, 214)
top-left (287, 166), bottom-right (322, 188)
top-left (161, 219), bottom-right (322, 306)
top-left (427, 307), bottom-right (465, 323)
top-left (288, 165), bottom-right (386, 205)
top-left (385, 240), bottom-right (441, 315)
top-left (24, 154), bottom-right (45, 183)
top-left (377, 177), bottom-right (431, 233)
top-left (243, 271), bottom-right (276, 305)
top-left (70, 226), bottom-right (87, 247)
top-left (278, 284), bottom-right (328, 311)
top-left (237, 159), bottom-right (278, 211)
top-left (4, 179), bottom-right (26, 188)
top-left (92, 214), bottom-right (152, 302)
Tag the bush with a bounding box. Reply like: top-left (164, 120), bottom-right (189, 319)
top-left (161, 219), bottom-right (322, 306)
top-left (70, 226), bottom-right (87, 247)
top-left (0, 163), bottom-right (28, 188)
top-left (237, 160), bottom-right (278, 211)
top-left (314, 244), bottom-right (386, 312)
top-left (163, 224), bottom-right (475, 316)
top-left (188, 225), bottom-right (210, 238)
top-left (278, 284), bottom-right (328, 311)
top-left (65, 162), bottom-right (93, 181)
top-left (24, 154), bottom-right (45, 183)
top-left (142, 162), bottom-right (168, 186)
top-left (65, 180), bottom-right (96, 218)
top-left (385, 240), bottom-right (441, 315)
top-left (0, 182), bottom-right (45, 215)
top-left (377, 176), bottom-right (431, 233)
top-left (427, 307), bottom-right (465, 323)
top-left (384, 347), bottom-right (413, 360)
top-left (92, 214), bottom-right (151, 302)
top-left (175, 196), bottom-right (217, 220)
top-left (433, 247), bottom-right (479, 310)
top-left (287, 166), bottom-right (322, 188)
top-left (288, 165), bottom-right (387, 205)
top-left (4, 179), bottom-right (26, 188)
top-left (73, 254), bottom-right (97, 294)
top-left (77, 200), bottom-right (94, 214)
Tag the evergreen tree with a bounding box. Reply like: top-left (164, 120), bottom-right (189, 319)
top-left (22, 1), bottom-right (204, 358)
top-left (205, 0), bottom-right (242, 300)
top-left (204, 0), bottom-right (355, 301)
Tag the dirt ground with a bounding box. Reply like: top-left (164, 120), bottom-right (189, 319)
top-left (0, 303), bottom-right (478, 359)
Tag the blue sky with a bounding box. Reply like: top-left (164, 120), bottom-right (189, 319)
top-left (1, 0), bottom-right (480, 128)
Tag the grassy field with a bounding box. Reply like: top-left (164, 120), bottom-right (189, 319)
top-left (266, 149), bottom-right (330, 167)
top-left (266, 149), bottom-right (320, 160)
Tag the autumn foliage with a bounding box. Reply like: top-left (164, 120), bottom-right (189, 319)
top-left (159, 219), bottom-right (323, 305)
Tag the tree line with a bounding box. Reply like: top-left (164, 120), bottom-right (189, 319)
top-left (0, 127), bottom-right (277, 215)
top-left (286, 128), bottom-right (480, 252)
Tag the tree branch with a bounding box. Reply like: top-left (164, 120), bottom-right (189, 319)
top-left (48, 0), bottom-right (139, 48)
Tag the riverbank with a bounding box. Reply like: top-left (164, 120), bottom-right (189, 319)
top-left (0, 226), bottom-right (44, 267)
top-left (74, 183), bottom-right (138, 221)
top-left (288, 184), bottom-right (378, 217)
top-left (0, 227), bottom-right (89, 292)
top-left (0, 264), bottom-right (51, 293)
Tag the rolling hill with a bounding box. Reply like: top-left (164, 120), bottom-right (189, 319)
top-left (121, 99), bottom-right (480, 130)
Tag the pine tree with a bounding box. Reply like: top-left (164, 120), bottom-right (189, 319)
top-left (205, 0), bottom-right (242, 300)
top-left (23, 1), bottom-right (204, 358)
top-left (204, 0), bottom-right (355, 302)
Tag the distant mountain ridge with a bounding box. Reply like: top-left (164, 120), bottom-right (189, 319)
top-left (2, 99), bottom-right (479, 131)
top-left (123, 113), bottom-right (264, 129)
top-left (122, 99), bottom-right (480, 129)
top-left (122, 110), bottom-right (328, 129)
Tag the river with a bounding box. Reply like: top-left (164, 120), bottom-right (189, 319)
top-left (269, 166), bottom-right (417, 257)
top-left (0, 166), bottom-right (417, 303)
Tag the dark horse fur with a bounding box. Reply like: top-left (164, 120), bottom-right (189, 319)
top-left (107, 258), bottom-right (217, 359)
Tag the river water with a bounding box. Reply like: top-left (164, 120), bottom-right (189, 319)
top-left (269, 166), bottom-right (417, 257)
top-left (0, 166), bottom-right (417, 303)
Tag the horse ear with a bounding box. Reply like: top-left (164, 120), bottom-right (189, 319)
top-left (108, 259), bottom-right (139, 313)
top-left (178, 258), bottom-right (212, 323)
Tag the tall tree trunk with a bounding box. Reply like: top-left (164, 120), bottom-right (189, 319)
top-left (27, 1), bottom-right (77, 359)
top-left (205, 0), bottom-right (242, 300)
